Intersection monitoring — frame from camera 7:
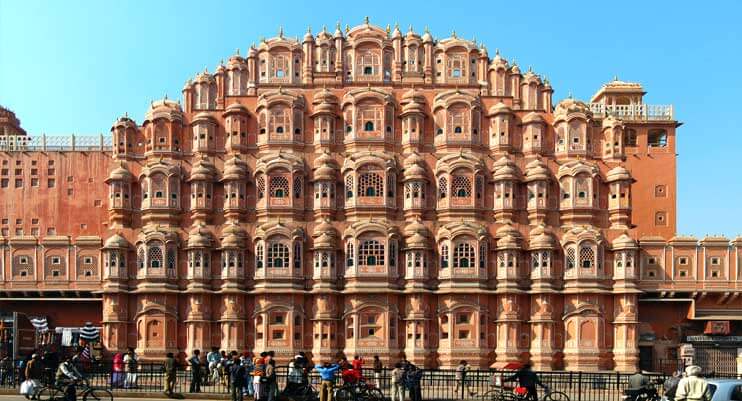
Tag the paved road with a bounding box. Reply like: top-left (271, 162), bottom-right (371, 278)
top-left (0, 395), bottom-right (229, 401)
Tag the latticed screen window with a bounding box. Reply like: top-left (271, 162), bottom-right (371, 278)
top-left (453, 243), bottom-right (475, 268)
top-left (257, 176), bottom-right (265, 199)
top-left (270, 176), bottom-right (289, 198)
top-left (346, 242), bottom-right (354, 267)
top-left (447, 55), bottom-right (465, 78)
top-left (580, 245), bottom-right (595, 268)
top-left (438, 177), bottom-right (448, 199)
top-left (386, 174), bottom-right (395, 198)
top-left (452, 175), bottom-right (471, 198)
top-left (359, 171), bottom-right (383, 197)
top-left (440, 245), bottom-right (449, 268)
top-left (479, 244), bottom-right (486, 268)
top-left (345, 175), bottom-right (354, 198)
top-left (256, 244), bottom-right (264, 268)
top-left (566, 247), bottom-right (576, 269)
top-left (475, 176), bottom-right (484, 200)
top-left (272, 55), bottom-right (289, 78)
top-left (293, 176), bottom-right (302, 198)
top-left (268, 243), bottom-right (290, 268)
top-left (137, 248), bottom-right (145, 269)
top-left (541, 251), bottom-right (550, 267)
top-left (359, 240), bottom-right (385, 266)
top-left (359, 105), bottom-right (383, 133)
top-left (269, 106), bottom-right (290, 136)
top-left (448, 106), bottom-right (468, 134)
top-left (148, 244), bottom-right (162, 268)
top-left (358, 51), bottom-right (380, 75)
top-left (293, 242), bottom-right (302, 269)
top-left (167, 248), bottom-right (176, 270)
top-left (531, 253), bottom-right (540, 268)
top-left (389, 241), bottom-right (397, 267)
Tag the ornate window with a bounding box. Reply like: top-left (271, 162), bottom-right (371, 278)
top-left (137, 248), bottom-right (145, 269)
top-left (440, 244), bottom-right (449, 268)
top-left (148, 242), bottom-right (163, 268)
top-left (447, 54), bottom-right (466, 78)
top-left (358, 50), bottom-right (380, 76)
top-left (257, 176), bottom-right (266, 199)
top-left (293, 176), bottom-right (302, 199)
top-left (255, 243), bottom-right (264, 268)
top-left (438, 177), bottom-right (448, 199)
top-left (267, 242), bottom-right (289, 268)
top-left (345, 175), bottom-right (354, 199)
top-left (359, 170), bottom-right (383, 197)
top-left (270, 176), bottom-right (289, 198)
top-left (293, 242), bottom-right (302, 269)
top-left (580, 244), bottom-right (595, 268)
top-left (452, 175), bottom-right (471, 198)
top-left (346, 242), bottom-right (355, 267)
top-left (357, 103), bottom-right (383, 137)
top-left (479, 243), bottom-right (487, 268)
top-left (566, 247), bottom-right (576, 269)
top-left (272, 54), bottom-right (289, 78)
top-left (475, 176), bottom-right (484, 201)
top-left (360, 312), bottom-right (382, 339)
top-left (448, 104), bottom-right (469, 135)
top-left (167, 247), bottom-right (176, 270)
top-left (453, 242), bottom-right (475, 268)
top-left (386, 174), bottom-right (395, 198)
top-left (359, 240), bottom-right (385, 266)
top-left (268, 106), bottom-right (291, 140)
top-left (389, 240), bottom-right (397, 268)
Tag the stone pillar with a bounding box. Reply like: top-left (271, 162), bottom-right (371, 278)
top-left (219, 294), bottom-right (246, 352)
top-left (495, 294), bottom-right (524, 365)
top-left (612, 294), bottom-right (639, 372)
top-left (102, 293), bottom-right (129, 352)
top-left (185, 294), bottom-right (211, 354)
top-left (529, 294), bottom-right (555, 370)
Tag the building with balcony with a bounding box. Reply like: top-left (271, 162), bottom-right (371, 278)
top-left (0, 20), bottom-right (737, 372)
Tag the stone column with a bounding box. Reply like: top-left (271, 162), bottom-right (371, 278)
top-left (612, 294), bottom-right (639, 372)
top-left (529, 294), bottom-right (555, 370)
top-left (495, 294), bottom-right (524, 365)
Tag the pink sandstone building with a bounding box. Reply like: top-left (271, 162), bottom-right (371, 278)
top-left (0, 20), bottom-right (739, 372)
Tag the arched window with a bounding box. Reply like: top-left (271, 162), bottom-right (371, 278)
top-left (293, 242), bottom-right (302, 269)
top-left (565, 247), bottom-right (576, 269)
top-left (346, 242), bottom-right (355, 267)
top-left (580, 244), bottom-right (595, 268)
top-left (137, 247), bottom-right (145, 269)
top-left (448, 104), bottom-right (469, 135)
top-left (648, 129), bottom-right (667, 147)
top-left (440, 244), bottom-right (449, 268)
top-left (364, 121), bottom-right (374, 131)
top-left (359, 239), bottom-right (385, 266)
top-left (358, 50), bottom-right (380, 76)
top-left (148, 242), bottom-right (163, 268)
top-left (438, 177), bottom-right (448, 199)
top-left (255, 243), bottom-right (264, 268)
top-left (453, 242), bottom-right (475, 268)
top-left (257, 176), bottom-right (265, 199)
top-left (345, 175), bottom-right (354, 199)
top-left (270, 176), bottom-right (289, 198)
top-left (359, 170), bottom-right (383, 197)
top-left (452, 175), bottom-right (472, 198)
top-left (268, 106), bottom-right (290, 137)
top-left (293, 176), bottom-right (302, 198)
top-left (479, 243), bottom-right (487, 268)
top-left (267, 242), bottom-right (290, 268)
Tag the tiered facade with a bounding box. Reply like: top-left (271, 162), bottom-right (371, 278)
top-left (1, 21), bottom-right (740, 371)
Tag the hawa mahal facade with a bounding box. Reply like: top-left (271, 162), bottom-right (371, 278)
top-left (1, 20), bottom-right (740, 372)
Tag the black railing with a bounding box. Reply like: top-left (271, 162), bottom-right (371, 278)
top-left (2, 363), bottom-right (738, 401)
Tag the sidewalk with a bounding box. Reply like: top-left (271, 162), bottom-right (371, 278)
top-left (0, 388), bottom-right (233, 400)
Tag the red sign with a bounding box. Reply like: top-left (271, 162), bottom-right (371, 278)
top-left (704, 321), bottom-right (731, 335)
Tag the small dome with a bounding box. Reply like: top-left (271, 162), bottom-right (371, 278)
top-left (606, 166), bottom-right (632, 182)
top-left (194, 70), bottom-right (215, 84)
top-left (313, 232), bottom-right (336, 249)
top-left (524, 159), bottom-right (550, 182)
top-left (248, 46), bottom-right (257, 57)
top-left (227, 51), bottom-right (246, 68)
top-left (103, 233), bottom-right (129, 249)
top-left (491, 50), bottom-right (507, 69)
top-left (223, 102), bottom-right (249, 116)
top-left (222, 155), bottom-right (248, 181)
top-left (492, 157), bottom-right (519, 181)
top-left (510, 63), bottom-right (521, 74)
top-left (528, 225), bottom-right (556, 250)
top-left (602, 115), bottom-right (624, 129)
top-left (187, 224), bottom-right (212, 248)
top-left (220, 221), bottom-right (246, 249)
top-left (311, 88), bottom-right (339, 116)
top-left (554, 97), bottom-right (592, 118)
top-left (488, 102), bottom-right (512, 116)
top-left (522, 112), bottom-right (545, 125)
top-left (403, 152), bottom-right (428, 182)
top-left (188, 157), bottom-right (216, 182)
top-left (145, 98), bottom-right (183, 123)
top-left (422, 28), bottom-right (433, 43)
top-left (111, 115), bottom-right (137, 131)
top-left (405, 232), bottom-right (428, 249)
top-left (612, 233), bottom-right (637, 250)
top-left (192, 111), bottom-right (216, 124)
top-left (106, 163), bottom-right (133, 182)
top-left (404, 218), bottom-right (428, 237)
top-left (392, 24), bottom-right (402, 39)
top-left (312, 151), bottom-right (338, 181)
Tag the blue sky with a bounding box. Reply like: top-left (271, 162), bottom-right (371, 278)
top-left (1, 0), bottom-right (740, 237)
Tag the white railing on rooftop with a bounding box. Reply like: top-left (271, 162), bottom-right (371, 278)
top-left (589, 103), bottom-right (674, 121)
top-left (0, 134), bottom-right (111, 152)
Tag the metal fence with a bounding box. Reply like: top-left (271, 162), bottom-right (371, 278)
top-left (1, 363), bottom-right (737, 401)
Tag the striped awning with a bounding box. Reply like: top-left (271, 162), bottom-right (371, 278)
top-left (29, 316), bottom-right (49, 332)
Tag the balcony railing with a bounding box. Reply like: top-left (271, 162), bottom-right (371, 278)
top-left (0, 134), bottom-right (111, 152)
top-left (589, 103), bottom-right (674, 121)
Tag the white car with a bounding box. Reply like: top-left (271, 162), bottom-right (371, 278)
top-left (707, 379), bottom-right (742, 401)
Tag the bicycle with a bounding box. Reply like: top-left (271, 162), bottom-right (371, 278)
top-left (333, 380), bottom-right (384, 401)
top-left (282, 381), bottom-right (319, 401)
top-left (483, 385), bottom-right (570, 401)
top-left (35, 378), bottom-right (113, 401)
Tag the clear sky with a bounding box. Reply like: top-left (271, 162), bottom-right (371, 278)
top-left (1, 0), bottom-right (740, 237)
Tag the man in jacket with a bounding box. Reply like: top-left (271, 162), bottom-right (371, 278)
top-left (504, 364), bottom-right (548, 401)
top-left (664, 371), bottom-right (684, 401)
top-left (189, 350), bottom-right (202, 393)
top-left (675, 365), bottom-right (711, 401)
top-left (229, 355), bottom-right (246, 401)
top-left (315, 362), bottom-right (340, 401)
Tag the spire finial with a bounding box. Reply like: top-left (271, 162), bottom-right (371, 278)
top-left (424, 25), bottom-right (430, 33)
top-left (408, 24), bottom-right (413, 33)
top-left (278, 26), bottom-right (284, 38)
top-left (568, 91), bottom-right (573, 99)
top-left (235, 48), bottom-right (240, 55)
top-left (613, 75), bottom-right (619, 81)
top-left (451, 29), bottom-right (457, 38)
top-left (364, 16), bottom-right (370, 25)
top-left (307, 25), bottom-right (312, 34)
top-left (345, 24), bottom-right (350, 34)
top-left (336, 20), bottom-right (341, 30)
top-left (124, 111), bottom-right (128, 118)
top-left (322, 25), bottom-right (327, 33)
top-left (164, 93), bottom-right (168, 100)
top-left (495, 48), bottom-right (500, 56)
top-left (528, 65), bottom-right (533, 73)
top-left (386, 24), bottom-right (391, 35)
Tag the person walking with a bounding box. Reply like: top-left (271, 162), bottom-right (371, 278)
top-left (189, 350), bottom-right (202, 393)
top-left (229, 354), bottom-right (245, 401)
top-left (404, 364), bottom-right (423, 401)
top-left (373, 356), bottom-right (383, 389)
top-left (265, 358), bottom-right (277, 401)
top-left (111, 352), bottom-right (124, 388)
top-left (664, 371), bottom-right (683, 401)
top-left (675, 365), bottom-right (711, 401)
top-left (286, 356), bottom-right (304, 395)
top-left (123, 347), bottom-right (138, 389)
top-left (391, 362), bottom-right (406, 401)
top-left (163, 352), bottom-right (177, 397)
top-left (207, 347), bottom-right (220, 385)
top-left (315, 362), bottom-right (340, 401)
top-left (504, 364), bottom-right (548, 401)
top-left (241, 352), bottom-right (255, 398)
top-left (252, 352), bottom-right (267, 401)
top-left (455, 360), bottom-right (473, 397)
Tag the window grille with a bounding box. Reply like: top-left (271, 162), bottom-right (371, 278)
top-left (345, 175), bottom-right (354, 199)
top-left (580, 245), bottom-right (595, 268)
top-left (440, 244), bottom-right (449, 268)
top-left (359, 240), bottom-right (385, 266)
top-left (293, 176), bottom-right (302, 198)
top-left (453, 242), bottom-right (475, 268)
top-left (267, 242), bottom-right (289, 268)
top-left (270, 176), bottom-right (289, 198)
top-left (438, 177), bottom-right (447, 199)
top-left (167, 248), bottom-right (176, 270)
top-left (566, 247), bottom-right (576, 269)
top-left (294, 242), bottom-right (302, 269)
top-left (256, 244), bottom-right (264, 268)
top-left (346, 242), bottom-right (354, 267)
top-left (359, 171), bottom-right (383, 197)
top-left (452, 175), bottom-right (471, 198)
top-left (148, 244), bottom-right (163, 268)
